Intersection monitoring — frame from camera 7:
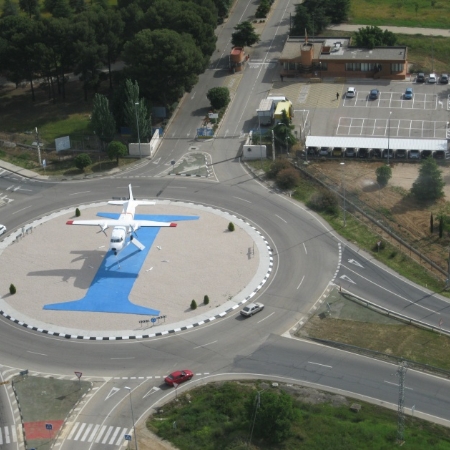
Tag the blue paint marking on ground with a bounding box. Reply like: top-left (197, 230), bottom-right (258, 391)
top-left (43, 215), bottom-right (199, 316)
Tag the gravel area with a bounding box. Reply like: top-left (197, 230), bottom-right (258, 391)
top-left (0, 202), bottom-right (261, 333)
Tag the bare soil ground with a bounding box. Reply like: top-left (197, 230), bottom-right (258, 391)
top-left (305, 160), bottom-right (450, 277)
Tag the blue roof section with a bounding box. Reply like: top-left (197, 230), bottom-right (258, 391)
top-left (43, 214), bottom-right (199, 316)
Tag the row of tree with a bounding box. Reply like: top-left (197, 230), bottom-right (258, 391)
top-left (0, 0), bottom-right (231, 105)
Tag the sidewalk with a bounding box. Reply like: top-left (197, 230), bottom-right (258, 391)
top-left (327, 23), bottom-right (450, 37)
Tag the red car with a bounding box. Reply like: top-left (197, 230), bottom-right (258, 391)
top-left (164, 370), bottom-right (194, 386)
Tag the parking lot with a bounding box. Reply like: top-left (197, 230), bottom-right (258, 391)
top-left (337, 117), bottom-right (449, 139)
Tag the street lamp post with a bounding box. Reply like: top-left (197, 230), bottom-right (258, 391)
top-left (340, 162), bottom-right (346, 227)
top-left (35, 127), bottom-right (42, 166)
top-left (134, 102), bottom-right (142, 159)
top-left (258, 115), bottom-right (262, 163)
top-left (124, 387), bottom-right (138, 450)
top-left (387, 111), bottom-right (392, 165)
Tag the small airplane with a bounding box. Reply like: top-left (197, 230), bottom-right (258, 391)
top-left (66, 184), bottom-right (176, 255)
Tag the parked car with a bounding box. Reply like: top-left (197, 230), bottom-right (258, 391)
top-left (319, 147), bottom-right (330, 156)
top-left (346, 87), bottom-right (356, 98)
top-left (369, 89), bottom-right (380, 100)
top-left (421, 150), bottom-right (432, 159)
top-left (345, 148), bottom-right (356, 157)
top-left (396, 149), bottom-right (407, 159)
top-left (409, 150), bottom-right (420, 159)
top-left (358, 148), bottom-right (369, 158)
top-left (416, 72), bottom-right (425, 83)
top-left (240, 302), bottom-right (264, 317)
top-left (0, 225), bottom-right (6, 236)
top-left (404, 88), bottom-right (413, 100)
top-left (428, 73), bottom-right (437, 83)
top-left (306, 146), bottom-right (317, 155)
top-left (332, 147), bottom-right (343, 157)
top-left (383, 149), bottom-right (394, 159)
top-left (434, 151), bottom-right (446, 160)
top-left (164, 370), bottom-right (194, 386)
top-left (440, 74), bottom-right (449, 84)
top-left (372, 149), bottom-right (382, 158)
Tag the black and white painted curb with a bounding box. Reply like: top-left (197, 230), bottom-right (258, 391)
top-left (0, 201), bottom-right (273, 340)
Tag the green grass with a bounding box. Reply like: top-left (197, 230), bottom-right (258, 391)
top-left (148, 382), bottom-right (450, 450)
top-left (349, 0), bottom-right (450, 29)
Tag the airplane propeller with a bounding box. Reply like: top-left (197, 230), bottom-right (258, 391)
top-left (97, 223), bottom-right (108, 236)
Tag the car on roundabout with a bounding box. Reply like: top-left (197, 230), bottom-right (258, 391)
top-left (0, 224), bottom-right (6, 236)
top-left (164, 370), bottom-right (194, 386)
top-left (240, 302), bottom-right (264, 317)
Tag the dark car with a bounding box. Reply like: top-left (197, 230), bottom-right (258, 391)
top-left (383, 149), bottom-right (394, 159)
top-left (369, 89), bottom-right (380, 100)
top-left (440, 74), bottom-right (449, 84)
top-left (319, 147), bottom-right (330, 156)
top-left (396, 149), bottom-right (407, 159)
top-left (404, 88), bottom-right (413, 100)
top-left (358, 148), bottom-right (369, 158)
top-left (164, 370), bottom-right (194, 386)
top-left (306, 146), bottom-right (318, 155)
top-left (416, 72), bottom-right (425, 83)
top-left (421, 150), bottom-right (432, 159)
top-left (372, 149), bottom-right (382, 158)
top-left (345, 148), bottom-right (356, 158)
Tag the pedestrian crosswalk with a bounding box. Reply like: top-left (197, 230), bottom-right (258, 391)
top-left (66, 422), bottom-right (131, 446)
top-left (0, 425), bottom-right (18, 445)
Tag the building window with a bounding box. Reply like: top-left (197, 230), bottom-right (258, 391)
top-left (391, 63), bottom-right (404, 73)
top-left (288, 62), bottom-right (296, 70)
top-left (361, 63), bottom-right (374, 72)
top-left (320, 62), bottom-right (328, 71)
top-left (345, 63), bottom-right (361, 71)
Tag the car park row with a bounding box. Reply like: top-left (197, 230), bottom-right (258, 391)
top-left (305, 147), bottom-right (450, 160)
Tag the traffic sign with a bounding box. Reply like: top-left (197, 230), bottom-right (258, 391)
top-left (74, 371), bottom-right (82, 379)
top-left (45, 423), bottom-right (53, 430)
top-left (151, 318), bottom-right (157, 323)
top-left (124, 434), bottom-right (132, 441)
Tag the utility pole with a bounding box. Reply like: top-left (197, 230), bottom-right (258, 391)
top-left (396, 361), bottom-right (407, 444)
top-left (35, 127), bottom-right (42, 166)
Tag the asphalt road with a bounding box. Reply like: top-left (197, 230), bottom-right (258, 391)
top-left (2, 1), bottom-right (450, 449)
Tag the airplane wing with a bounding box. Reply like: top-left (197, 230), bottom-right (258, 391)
top-left (66, 220), bottom-right (117, 227)
top-left (133, 220), bottom-right (177, 227)
top-left (66, 220), bottom-right (177, 227)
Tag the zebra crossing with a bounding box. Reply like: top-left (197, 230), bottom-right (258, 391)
top-left (0, 425), bottom-right (18, 445)
top-left (65, 422), bottom-right (131, 446)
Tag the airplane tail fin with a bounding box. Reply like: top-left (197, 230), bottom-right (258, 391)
top-left (128, 184), bottom-right (134, 201)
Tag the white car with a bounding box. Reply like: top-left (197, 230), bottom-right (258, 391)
top-left (0, 225), bottom-right (6, 236)
top-left (346, 87), bottom-right (356, 98)
top-left (240, 302), bottom-right (264, 317)
top-left (428, 73), bottom-right (437, 83)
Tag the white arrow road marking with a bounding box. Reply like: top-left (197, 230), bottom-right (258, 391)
top-left (13, 185), bottom-right (21, 191)
top-left (152, 157), bottom-right (161, 164)
top-left (348, 259), bottom-right (364, 268)
top-left (105, 387), bottom-right (120, 401)
top-left (340, 275), bottom-right (356, 284)
top-left (6, 185), bottom-right (14, 190)
top-left (143, 386), bottom-right (161, 399)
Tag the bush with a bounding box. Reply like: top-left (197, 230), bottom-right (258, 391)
top-left (190, 299), bottom-right (197, 310)
top-left (255, 0), bottom-right (270, 18)
top-left (276, 168), bottom-right (300, 190)
top-left (9, 284), bottom-right (16, 295)
top-left (267, 158), bottom-right (291, 179)
top-left (376, 165), bottom-right (392, 186)
top-left (307, 189), bottom-right (339, 215)
top-left (74, 153), bottom-right (92, 170)
top-left (75, 208), bottom-right (81, 217)
top-left (204, 295), bottom-right (210, 305)
top-left (228, 222), bottom-right (235, 232)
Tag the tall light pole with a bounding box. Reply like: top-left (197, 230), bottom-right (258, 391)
top-left (258, 114), bottom-right (262, 163)
top-left (124, 387), bottom-right (138, 450)
top-left (133, 102), bottom-right (142, 159)
top-left (35, 127), bottom-right (42, 166)
top-left (340, 162), bottom-right (346, 227)
top-left (387, 111), bottom-right (392, 165)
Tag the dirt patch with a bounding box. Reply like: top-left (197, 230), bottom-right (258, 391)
top-left (304, 160), bottom-right (450, 276)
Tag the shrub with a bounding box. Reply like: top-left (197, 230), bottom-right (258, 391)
top-left (267, 158), bottom-right (290, 179)
top-left (276, 168), bottom-right (300, 190)
top-left (204, 295), bottom-right (210, 305)
top-left (255, 0), bottom-right (270, 18)
top-left (376, 165), bottom-right (392, 186)
top-left (75, 208), bottom-right (81, 217)
top-left (9, 284), bottom-right (16, 295)
top-left (74, 153), bottom-right (92, 170)
top-left (228, 222), bottom-right (235, 232)
top-left (190, 299), bottom-right (197, 310)
top-left (307, 189), bottom-right (339, 215)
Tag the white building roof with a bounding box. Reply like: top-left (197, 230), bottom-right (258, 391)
top-left (305, 136), bottom-right (448, 151)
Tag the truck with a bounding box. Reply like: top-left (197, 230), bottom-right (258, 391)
top-left (256, 99), bottom-right (275, 126)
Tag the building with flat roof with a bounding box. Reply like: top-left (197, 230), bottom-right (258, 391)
top-left (280, 36), bottom-right (407, 80)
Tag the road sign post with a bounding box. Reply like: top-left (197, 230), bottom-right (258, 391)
top-left (75, 371), bottom-right (82, 389)
top-left (45, 423), bottom-right (52, 441)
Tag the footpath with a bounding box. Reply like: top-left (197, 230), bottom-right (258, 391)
top-left (327, 23), bottom-right (450, 37)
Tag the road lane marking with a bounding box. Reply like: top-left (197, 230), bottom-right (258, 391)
top-left (27, 351), bottom-right (47, 356)
top-left (69, 191), bottom-right (91, 196)
top-left (12, 206), bottom-right (31, 214)
top-left (303, 243), bottom-right (307, 254)
top-left (257, 312), bottom-right (274, 323)
top-left (194, 340), bottom-right (217, 349)
top-left (275, 214), bottom-right (287, 223)
top-left (340, 275), bottom-right (356, 284)
top-left (297, 275), bottom-right (305, 290)
top-left (308, 362), bottom-right (332, 368)
top-left (384, 381), bottom-right (413, 390)
top-left (105, 387), bottom-right (120, 400)
top-left (233, 196), bottom-right (251, 203)
top-left (110, 357), bottom-right (135, 360)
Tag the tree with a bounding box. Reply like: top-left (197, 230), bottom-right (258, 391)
top-left (190, 299), bottom-right (197, 309)
top-left (207, 87), bottom-right (230, 110)
top-left (203, 295), bottom-right (209, 305)
top-left (2, 0), bottom-right (19, 16)
top-left (123, 79), bottom-right (152, 142)
top-left (19, 0), bottom-right (39, 18)
top-left (74, 153), bottom-right (92, 170)
top-left (107, 140), bottom-right (128, 164)
top-left (123, 28), bottom-right (204, 106)
top-left (273, 122), bottom-right (296, 155)
top-left (248, 390), bottom-right (296, 444)
top-left (231, 21), bottom-right (259, 48)
top-left (268, 158), bottom-right (291, 179)
top-left (91, 93), bottom-right (116, 143)
top-left (439, 215), bottom-right (444, 238)
top-left (411, 157), bottom-right (444, 201)
top-left (430, 213), bottom-right (434, 233)
top-left (376, 165), bottom-right (392, 186)
top-left (354, 26), bottom-right (397, 49)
